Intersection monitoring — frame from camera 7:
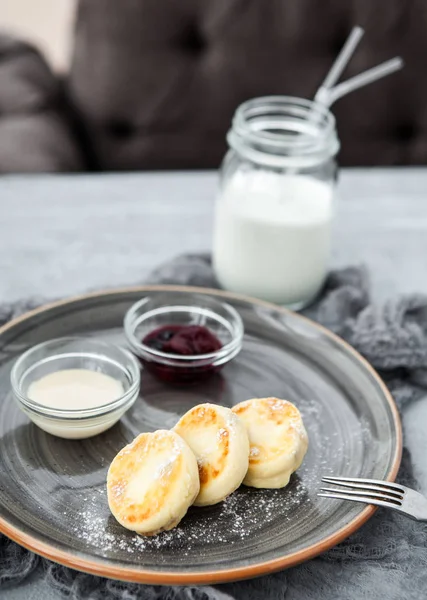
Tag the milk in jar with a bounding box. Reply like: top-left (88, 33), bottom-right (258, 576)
top-left (212, 96), bottom-right (339, 308)
top-left (213, 171), bottom-right (334, 306)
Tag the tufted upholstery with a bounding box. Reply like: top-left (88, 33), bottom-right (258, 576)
top-left (1, 0), bottom-right (427, 171)
top-left (66, 0), bottom-right (427, 169)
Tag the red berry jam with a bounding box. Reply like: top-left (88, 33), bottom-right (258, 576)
top-left (143, 325), bottom-right (222, 355)
top-left (141, 325), bottom-right (223, 384)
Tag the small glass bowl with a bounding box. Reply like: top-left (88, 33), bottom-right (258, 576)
top-left (10, 337), bottom-right (141, 439)
top-left (124, 292), bottom-right (244, 383)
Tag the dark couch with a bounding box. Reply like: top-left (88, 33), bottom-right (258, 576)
top-left (1, 0), bottom-right (426, 173)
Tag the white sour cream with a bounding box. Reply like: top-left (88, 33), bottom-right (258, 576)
top-left (28, 369), bottom-right (124, 410)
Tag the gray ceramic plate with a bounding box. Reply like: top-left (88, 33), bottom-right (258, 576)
top-left (0, 286), bottom-right (401, 584)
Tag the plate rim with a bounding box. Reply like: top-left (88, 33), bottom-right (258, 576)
top-left (0, 284), bottom-right (402, 584)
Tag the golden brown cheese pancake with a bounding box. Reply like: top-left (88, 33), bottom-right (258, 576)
top-left (107, 429), bottom-right (199, 535)
top-left (174, 403), bottom-right (249, 506)
top-left (232, 397), bottom-right (308, 488)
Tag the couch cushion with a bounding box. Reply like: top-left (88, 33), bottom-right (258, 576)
top-left (0, 34), bottom-right (84, 173)
top-left (69, 0), bottom-right (427, 169)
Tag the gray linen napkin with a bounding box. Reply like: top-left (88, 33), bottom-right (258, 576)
top-left (1, 255), bottom-right (427, 599)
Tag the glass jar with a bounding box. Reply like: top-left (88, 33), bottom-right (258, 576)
top-left (212, 96), bottom-right (340, 309)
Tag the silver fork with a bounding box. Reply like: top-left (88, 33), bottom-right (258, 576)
top-left (318, 476), bottom-right (427, 521)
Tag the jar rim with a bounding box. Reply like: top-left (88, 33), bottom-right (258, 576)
top-left (227, 96), bottom-right (340, 168)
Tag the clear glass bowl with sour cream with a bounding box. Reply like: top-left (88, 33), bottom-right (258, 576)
top-left (10, 337), bottom-right (141, 439)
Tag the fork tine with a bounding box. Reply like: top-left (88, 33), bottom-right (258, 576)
top-left (322, 476), bottom-right (405, 494)
top-left (319, 486), bottom-right (403, 505)
top-left (321, 477), bottom-right (404, 499)
top-left (318, 491), bottom-right (402, 510)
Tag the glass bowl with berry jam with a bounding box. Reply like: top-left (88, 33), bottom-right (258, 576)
top-left (123, 291), bottom-right (244, 384)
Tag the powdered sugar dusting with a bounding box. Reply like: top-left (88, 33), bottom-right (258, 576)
top-left (67, 395), bottom-right (369, 561)
top-left (72, 475), bottom-right (311, 558)
top-left (70, 479), bottom-right (310, 556)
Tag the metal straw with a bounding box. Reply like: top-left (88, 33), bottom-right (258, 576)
top-left (287, 27), bottom-right (404, 170)
top-left (325, 57), bottom-right (404, 106)
top-left (314, 26), bottom-right (364, 105)
top-left (313, 27), bottom-right (403, 108)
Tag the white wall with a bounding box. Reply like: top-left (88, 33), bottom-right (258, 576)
top-left (0, 0), bottom-right (75, 71)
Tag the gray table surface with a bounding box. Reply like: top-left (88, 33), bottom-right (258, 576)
top-left (1, 168), bottom-right (427, 599)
